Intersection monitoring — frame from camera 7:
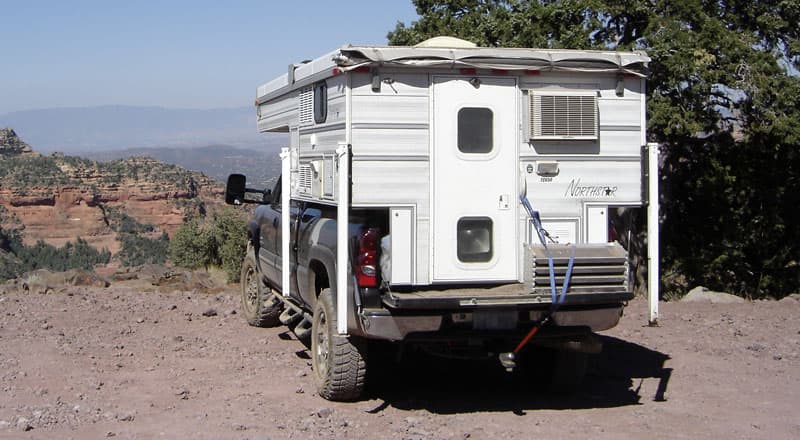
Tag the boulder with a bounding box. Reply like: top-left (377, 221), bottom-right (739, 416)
top-left (681, 286), bottom-right (745, 303)
top-left (778, 293), bottom-right (800, 303)
top-left (18, 268), bottom-right (109, 292)
top-left (64, 269), bottom-right (110, 288)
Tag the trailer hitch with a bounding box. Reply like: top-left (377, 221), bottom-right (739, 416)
top-left (500, 194), bottom-right (575, 372)
top-left (498, 314), bottom-right (552, 371)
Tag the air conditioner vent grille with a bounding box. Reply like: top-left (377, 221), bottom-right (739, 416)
top-left (530, 94), bottom-right (598, 140)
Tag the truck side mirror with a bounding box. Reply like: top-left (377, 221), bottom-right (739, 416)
top-left (225, 174), bottom-right (247, 205)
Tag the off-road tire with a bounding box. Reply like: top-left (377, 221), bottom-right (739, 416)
top-left (311, 288), bottom-right (367, 401)
top-left (240, 255), bottom-right (282, 327)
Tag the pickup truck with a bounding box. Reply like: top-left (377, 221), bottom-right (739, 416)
top-left (226, 174), bottom-right (633, 401)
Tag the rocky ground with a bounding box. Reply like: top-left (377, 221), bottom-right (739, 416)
top-left (0, 275), bottom-right (798, 439)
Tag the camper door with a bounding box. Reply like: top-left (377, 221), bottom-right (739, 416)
top-left (432, 76), bottom-right (518, 282)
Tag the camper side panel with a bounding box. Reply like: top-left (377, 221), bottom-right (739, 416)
top-left (519, 73), bottom-right (644, 245)
top-left (350, 71), bottom-right (431, 284)
top-left (257, 89), bottom-right (298, 133)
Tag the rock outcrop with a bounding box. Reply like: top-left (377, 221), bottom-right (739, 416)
top-left (0, 130), bottom-right (223, 253)
top-left (0, 128), bottom-right (36, 157)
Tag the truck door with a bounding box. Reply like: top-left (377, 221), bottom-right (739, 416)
top-left (432, 76), bottom-right (518, 282)
top-left (259, 178), bottom-right (282, 285)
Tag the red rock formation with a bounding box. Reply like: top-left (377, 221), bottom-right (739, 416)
top-left (0, 131), bottom-right (224, 254)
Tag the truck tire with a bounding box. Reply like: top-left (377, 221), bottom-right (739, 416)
top-left (240, 255), bottom-right (282, 327)
top-left (311, 288), bottom-right (367, 401)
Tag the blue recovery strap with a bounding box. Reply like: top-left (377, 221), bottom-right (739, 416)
top-left (519, 194), bottom-right (576, 307)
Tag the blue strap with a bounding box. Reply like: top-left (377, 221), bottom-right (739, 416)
top-left (557, 245), bottom-right (576, 306)
top-left (520, 194), bottom-right (575, 306)
top-left (519, 195), bottom-right (547, 246)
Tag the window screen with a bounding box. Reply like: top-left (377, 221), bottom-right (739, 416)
top-left (313, 82), bottom-right (327, 124)
top-left (457, 217), bottom-right (493, 262)
top-left (458, 107), bottom-right (493, 153)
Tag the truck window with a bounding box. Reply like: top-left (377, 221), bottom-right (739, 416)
top-left (271, 177), bottom-right (282, 210)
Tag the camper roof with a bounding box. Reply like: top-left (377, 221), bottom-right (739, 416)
top-left (256, 41), bottom-right (649, 104)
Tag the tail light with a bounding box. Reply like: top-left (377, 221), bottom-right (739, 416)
top-left (356, 228), bottom-right (380, 287)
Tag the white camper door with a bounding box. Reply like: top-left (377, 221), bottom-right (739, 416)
top-left (432, 76), bottom-right (518, 282)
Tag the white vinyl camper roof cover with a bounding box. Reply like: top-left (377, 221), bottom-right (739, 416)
top-left (256, 38), bottom-right (650, 102)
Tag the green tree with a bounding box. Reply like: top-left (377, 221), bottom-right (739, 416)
top-left (390, 0), bottom-right (800, 298)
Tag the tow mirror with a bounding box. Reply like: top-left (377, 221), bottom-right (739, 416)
top-left (225, 174), bottom-right (247, 205)
top-left (225, 174), bottom-right (271, 205)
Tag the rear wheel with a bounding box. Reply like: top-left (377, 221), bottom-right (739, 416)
top-left (311, 288), bottom-right (367, 401)
top-left (240, 254), bottom-right (282, 327)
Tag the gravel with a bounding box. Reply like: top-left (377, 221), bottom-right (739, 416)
top-left (0, 282), bottom-right (798, 439)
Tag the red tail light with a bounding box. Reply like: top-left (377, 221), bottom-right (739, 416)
top-left (356, 228), bottom-right (380, 287)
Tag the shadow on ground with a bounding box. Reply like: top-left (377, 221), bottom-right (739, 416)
top-left (363, 335), bottom-right (672, 414)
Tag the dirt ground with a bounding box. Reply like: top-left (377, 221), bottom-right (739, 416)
top-left (1, 281), bottom-right (798, 440)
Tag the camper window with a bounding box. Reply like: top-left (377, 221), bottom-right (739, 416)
top-left (313, 82), bottom-right (327, 124)
top-left (457, 217), bottom-right (493, 262)
top-left (457, 107), bottom-right (493, 154)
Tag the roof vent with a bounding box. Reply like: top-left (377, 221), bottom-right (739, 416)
top-left (414, 36), bottom-right (477, 48)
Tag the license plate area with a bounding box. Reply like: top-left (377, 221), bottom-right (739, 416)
top-left (472, 310), bottom-right (518, 330)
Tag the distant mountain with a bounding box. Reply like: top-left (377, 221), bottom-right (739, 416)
top-left (84, 145), bottom-right (282, 188)
top-left (0, 105), bottom-right (286, 153)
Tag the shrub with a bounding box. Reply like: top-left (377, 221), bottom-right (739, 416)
top-left (168, 207), bottom-right (247, 282)
top-left (168, 220), bottom-right (214, 270)
top-left (118, 232), bottom-right (169, 266)
top-left (0, 229), bottom-right (111, 281)
top-left (208, 208), bottom-right (248, 282)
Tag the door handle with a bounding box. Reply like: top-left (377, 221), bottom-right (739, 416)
top-left (499, 194), bottom-right (510, 210)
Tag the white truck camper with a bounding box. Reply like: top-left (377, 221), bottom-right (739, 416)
top-left (227, 37), bottom-right (656, 400)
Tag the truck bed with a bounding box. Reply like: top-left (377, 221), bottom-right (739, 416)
top-left (382, 282), bottom-right (632, 309)
top-left (383, 243), bottom-right (633, 310)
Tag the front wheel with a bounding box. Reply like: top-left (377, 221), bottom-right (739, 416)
top-left (240, 254), bottom-right (282, 327)
top-left (311, 288), bottom-right (367, 401)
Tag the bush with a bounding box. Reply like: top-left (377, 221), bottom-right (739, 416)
top-left (209, 208), bottom-right (248, 282)
top-left (168, 207), bottom-right (247, 282)
top-left (103, 206), bottom-right (155, 234)
top-left (118, 232), bottom-right (169, 266)
top-left (168, 220), bottom-right (214, 269)
top-left (0, 228), bottom-right (111, 281)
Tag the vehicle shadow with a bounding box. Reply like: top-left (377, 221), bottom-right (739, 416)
top-left (364, 335), bottom-right (672, 414)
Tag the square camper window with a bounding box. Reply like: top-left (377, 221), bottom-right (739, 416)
top-left (457, 107), bottom-right (493, 154)
top-left (313, 82), bottom-right (327, 124)
top-left (457, 217), bottom-right (493, 262)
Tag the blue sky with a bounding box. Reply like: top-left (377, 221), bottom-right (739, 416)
top-left (0, 0), bottom-right (419, 114)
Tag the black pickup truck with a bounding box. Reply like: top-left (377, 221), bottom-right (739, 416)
top-left (226, 174), bottom-right (633, 401)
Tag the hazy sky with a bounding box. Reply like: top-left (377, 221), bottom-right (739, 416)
top-left (0, 0), bottom-right (419, 115)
